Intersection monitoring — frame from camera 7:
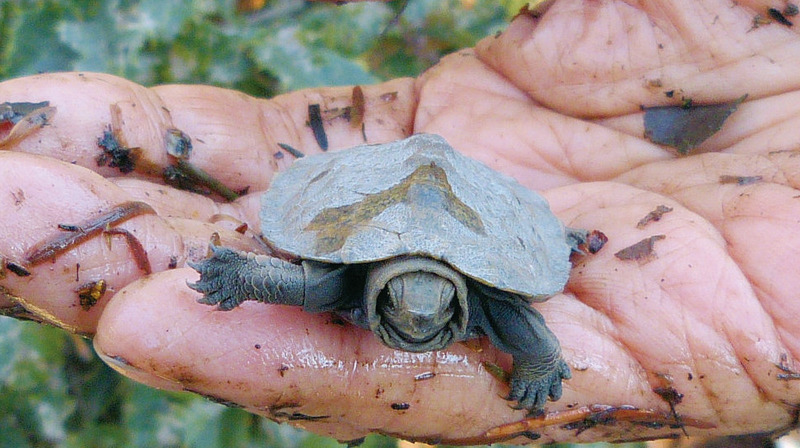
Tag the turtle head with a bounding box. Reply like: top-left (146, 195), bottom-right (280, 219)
top-left (365, 256), bottom-right (469, 352)
top-left (381, 271), bottom-right (455, 343)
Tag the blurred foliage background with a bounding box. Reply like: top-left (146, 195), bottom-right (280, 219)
top-left (0, 0), bottom-right (517, 95)
top-left (0, 0), bottom-right (692, 447)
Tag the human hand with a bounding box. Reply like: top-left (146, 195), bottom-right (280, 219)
top-left (2, 0), bottom-right (800, 444)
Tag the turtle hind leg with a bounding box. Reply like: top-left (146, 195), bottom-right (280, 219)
top-left (188, 245), bottom-right (305, 310)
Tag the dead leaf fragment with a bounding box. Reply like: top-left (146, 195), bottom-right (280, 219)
top-left (643, 94), bottom-right (747, 155)
top-left (637, 205), bottom-right (674, 229)
top-left (614, 235), bottom-right (666, 262)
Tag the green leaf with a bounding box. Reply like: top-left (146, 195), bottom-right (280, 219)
top-left (57, 1), bottom-right (150, 77)
top-left (251, 25), bottom-right (378, 92)
top-left (0, 2), bottom-right (78, 78)
top-left (0, 319), bottom-right (74, 445)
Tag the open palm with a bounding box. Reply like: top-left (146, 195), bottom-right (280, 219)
top-left (2, 0), bottom-right (799, 444)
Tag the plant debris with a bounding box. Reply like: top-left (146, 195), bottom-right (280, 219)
top-left (484, 403), bottom-right (713, 440)
top-left (768, 7), bottom-right (793, 26)
top-left (308, 103), bottom-right (328, 151)
top-left (96, 125), bottom-right (137, 173)
top-left (719, 174), bottom-right (763, 185)
top-left (163, 159), bottom-right (241, 201)
top-left (0, 102), bottom-right (56, 149)
top-left (614, 235), bottom-right (666, 262)
top-left (584, 230), bottom-right (608, 254)
top-left (164, 128), bottom-right (193, 159)
top-left (25, 201), bottom-right (155, 266)
top-left (103, 228), bottom-right (152, 274)
top-left (643, 94), bottom-right (747, 155)
top-left (277, 142), bottom-right (305, 158)
top-left (777, 353), bottom-right (800, 380)
top-left (268, 403), bottom-right (329, 422)
top-left (749, 14), bottom-right (772, 31)
top-left (483, 361), bottom-right (511, 384)
top-left (0, 101), bottom-right (49, 123)
top-left (350, 85), bottom-right (365, 132)
top-left (76, 279), bottom-right (107, 311)
top-left (653, 385), bottom-right (687, 436)
top-left (5, 260), bottom-right (31, 277)
top-left (637, 205), bottom-right (673, 229)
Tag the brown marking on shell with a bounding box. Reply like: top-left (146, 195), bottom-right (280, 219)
top-left (305, 162), bottom-right (485, 254)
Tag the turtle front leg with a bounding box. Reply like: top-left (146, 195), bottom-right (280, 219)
top-left (507, 351), bottom-right (572, 414)
top-left (470, 285), bottom-right (571, 414)
top-left (188, 245), bottom-right (306, 311)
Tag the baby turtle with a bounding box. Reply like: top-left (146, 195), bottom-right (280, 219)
top-left (189, 134), bottom-right (593, 413)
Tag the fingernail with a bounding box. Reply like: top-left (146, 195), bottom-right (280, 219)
top-left (95, 346), bottom-right (185, 392)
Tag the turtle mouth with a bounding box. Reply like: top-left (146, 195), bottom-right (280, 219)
top-left (376, 319), bottom-right (456, 352)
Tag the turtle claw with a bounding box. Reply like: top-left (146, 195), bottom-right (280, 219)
top-left (506, 358), bottom-right (571, 415)
top-left (187, 245), bottom-right (247, 311)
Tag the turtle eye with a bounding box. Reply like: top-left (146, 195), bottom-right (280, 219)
top-left (377, 287), bottom-right (396, 314)
top-left (381, 276), bottom-right (404, 310)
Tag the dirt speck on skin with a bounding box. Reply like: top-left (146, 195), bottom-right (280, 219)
top-left (414, 372), bottom-right (436, 381)
top-left (380, 91), bottom-right (398, 102)
top-left (12, 189), bottom-right (25, 206)
top-left (391, 402), bottom-right (410, 411)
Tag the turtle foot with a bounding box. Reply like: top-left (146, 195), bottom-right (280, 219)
top-left (506, 358), bottom-right (572, 415)
top-left (187, 245), bottom-right (248, 311)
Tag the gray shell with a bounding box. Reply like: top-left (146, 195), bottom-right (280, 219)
top-left (260, 134), bottom-right (571, 299)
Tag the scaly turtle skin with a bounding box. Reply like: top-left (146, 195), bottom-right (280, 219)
top-left (189, 134), bottom-right (591, 413)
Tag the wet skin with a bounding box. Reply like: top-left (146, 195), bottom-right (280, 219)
top-left (2, 0), bottom-right (800, 443)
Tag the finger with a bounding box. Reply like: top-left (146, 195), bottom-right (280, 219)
top-left (0, 72), bottom-right (177, 175)
top-left (414, 49), bottom-right (668, 189)
top-left (94, 268), bottom-right (513, 445)
top-left (546, 181), bottom-right (799, 439)
top-left (476, 0), bottom-right (800, 117)
top-left (93, 183), bottom-right (800, 443)
top-left (0, 152), bottom-right (257, 334)
top-left (617, 151), bottom-right (800, 354)
top-left (0, 73), bottom-right (416, 194)
top-left (110, 177), bottom-right (264, 234)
